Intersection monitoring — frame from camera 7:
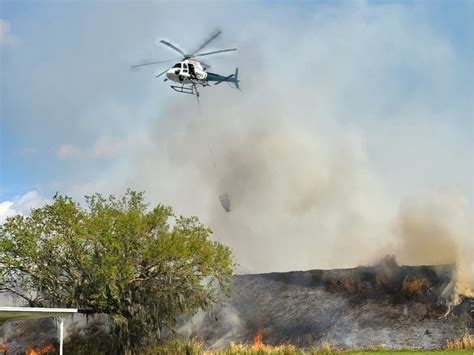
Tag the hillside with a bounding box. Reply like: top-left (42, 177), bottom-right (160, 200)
top-left (186, 260), bottom-right (473, 350)
top-left (1, 260), bottom-right (473, 352)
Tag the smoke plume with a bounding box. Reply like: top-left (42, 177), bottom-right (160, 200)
top-left (73, 4), bottom-right (472, 292)
top-left (127, 79), bottom-right (473, 296)
top-left (394, 190), bottom-right (474, 297)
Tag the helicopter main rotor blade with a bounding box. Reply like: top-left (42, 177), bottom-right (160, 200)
top-left (131, 59), bottom-right (176, 69)
top-left (193, 48), bottom-right (237, 58)
top-left (159, 40), bottom-right (187, 57)
top-left (191, 29), bottom-right (222, 56)
top-left (155, 67), bottom-right (170, 78)
top-left (199, 60), bottom-right (211, 69)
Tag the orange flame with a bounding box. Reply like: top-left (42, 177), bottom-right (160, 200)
top-left (252, 327), bottom-right (264, 349)
top-left (25, 344), bottom-right (54, 355)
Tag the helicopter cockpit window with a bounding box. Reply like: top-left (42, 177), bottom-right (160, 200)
top-left (172, 63), bottom-right (181, 69)
top-left (183, 63), bottom-right (188, 72)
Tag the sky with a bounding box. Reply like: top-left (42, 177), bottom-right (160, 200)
top-left (0, 0), bottom-right (473, 273)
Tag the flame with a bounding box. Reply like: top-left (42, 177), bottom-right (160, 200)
top-left (252, 327), bottom-right (264, 350)
top-left (456, 280), bottom-right (474, 298)
top-left (25, 344), bottom-right (54, 355)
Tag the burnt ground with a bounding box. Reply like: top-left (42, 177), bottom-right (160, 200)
top-left (1, 261), bottom-right (473, 352)
top-left (0, 317), bottom-right (59, 354)
top-left (185, 261), bottom-right (474, 350)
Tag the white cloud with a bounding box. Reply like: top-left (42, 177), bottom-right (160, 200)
top-left (0, 201), bottom-right (17, 223)
top-left (56, 136), bottom-right (124, 160)
top-left (57, 144), bottom-right (83, 160)
top-left (0, 19), bottom-right (20, 46)
top-left (0, 191), bottom-right (49, 224)
top-left (89, 136), bottom-right (124, 159)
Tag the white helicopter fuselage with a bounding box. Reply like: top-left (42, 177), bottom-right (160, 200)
top-left (166, 59), bottom-right (207, 84)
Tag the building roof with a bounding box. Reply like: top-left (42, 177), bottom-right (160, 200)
top-left (0, 306), bottom-right (77, 325)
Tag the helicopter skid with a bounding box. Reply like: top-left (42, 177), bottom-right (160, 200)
top-left (170, 84), bottom-right (196, 95)
top-left (170, 80), bottom-right (208, 97)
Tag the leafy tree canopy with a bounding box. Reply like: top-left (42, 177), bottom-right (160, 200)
top-left (0, 190), bottom-right (234, 351)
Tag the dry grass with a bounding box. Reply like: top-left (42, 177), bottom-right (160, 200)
top-left (319, 340), bottom-right (333, 352)
top-left (444, 332), bottom-right (474, 350)
top-left (374, 273), bottom-right (392, 290)
top-left (400, 276), bottom-right (431, 299)
top-left (143, 337), bottom-right (474, 354)
top-left (226, 341), bottom-right (297, 354)
top-left (342, 276), bottom-right (362, 294)
top-left (141, 338), bottom-right (206, 354)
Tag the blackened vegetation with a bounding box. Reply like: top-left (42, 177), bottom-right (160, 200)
top-left (322, 260), bottom-right (452, 305)
top-left (192, 259), bottom-right (473, 350)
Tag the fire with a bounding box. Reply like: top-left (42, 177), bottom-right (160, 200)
top-left (0, 342), bottom-right (9, 352)
top-left (25, 344), bottom-right (54, 355)
top-left (455, 280), bottom-right (474, 299)
top-left (252, 327), bottom-right (264, 349)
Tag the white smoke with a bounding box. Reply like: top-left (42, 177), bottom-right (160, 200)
top-left (394, 189), bottom-right (474, 294)
top-left (112, 4), bottom-right (474, 282)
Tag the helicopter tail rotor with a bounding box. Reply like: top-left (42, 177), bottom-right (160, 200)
top-left (233, 67), bottom-right (240, 90)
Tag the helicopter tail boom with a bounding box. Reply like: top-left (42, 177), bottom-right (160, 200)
top-left (209, 67), bottom-right (240, 89)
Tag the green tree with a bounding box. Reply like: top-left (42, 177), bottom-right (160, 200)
top-left (0, 190), bottom-right (234, 352)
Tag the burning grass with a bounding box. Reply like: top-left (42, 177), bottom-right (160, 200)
top-left (141, 337), bottom-right (474, 354)
top-left (144, 341), bottom-right (474, 354)
top-left (227, 341), bottom-right (297, 354)
top-left (25, 344), bottom-right (55, 355)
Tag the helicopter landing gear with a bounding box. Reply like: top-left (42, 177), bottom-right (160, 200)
top-left (170, 84), bottom-right (195, 95)
top-left (170, 83), bottom-right (200, 103)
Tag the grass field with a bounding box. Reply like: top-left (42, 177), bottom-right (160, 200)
top-left (144, 350), bottom-right (474, 355)
top-left (142, 334), bottom-right (474, 355)
top-left (145, 342), bottom-right (474, 355)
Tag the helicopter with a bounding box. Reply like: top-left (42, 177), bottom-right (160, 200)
top-left (132, 29), bottom-right (239, 98)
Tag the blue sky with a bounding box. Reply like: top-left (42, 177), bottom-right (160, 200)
top-left (1, 1), bottom-right (473, 271)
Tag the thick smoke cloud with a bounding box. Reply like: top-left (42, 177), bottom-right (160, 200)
top-left (395, 190), bottom-right (474, 293)
top-left (112, 5), bottom-right (473, 294)
top-left (135, 100), bottom-right (392, 273)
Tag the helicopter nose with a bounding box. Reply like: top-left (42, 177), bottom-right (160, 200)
top-left (166, 69), bottom-right (179, 82)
